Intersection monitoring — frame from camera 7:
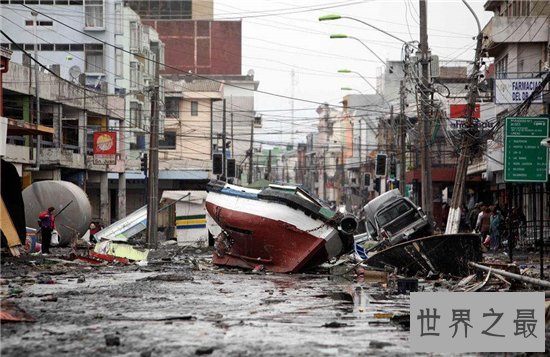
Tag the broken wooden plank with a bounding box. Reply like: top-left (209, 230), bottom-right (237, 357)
top-left (0, 197), bottom-right (21, 256)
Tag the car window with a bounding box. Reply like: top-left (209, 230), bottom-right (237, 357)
top-left (376, 201), bottom-right (413, 227)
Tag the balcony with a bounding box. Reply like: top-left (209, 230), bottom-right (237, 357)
top-left (483, 16), bottom-right (549, 55)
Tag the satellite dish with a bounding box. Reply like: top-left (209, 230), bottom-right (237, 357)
top-left (69, 65), bottom-right (82, 82)
top-left (247, 69), bottom-right (255, 77)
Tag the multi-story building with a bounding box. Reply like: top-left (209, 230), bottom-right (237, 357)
top-left (125, 0), bottom-right (241, 75)
top-left (2, 60), bottom-right (125, 224)
top-left (0, 1), bottom-right (165, 223)
top-left (126, 0), bottom-right (257, 186)
top-left (479, 0), bottom-right (549, 225)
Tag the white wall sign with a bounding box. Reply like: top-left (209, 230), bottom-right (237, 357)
top-left (495, 78), bottom-right (543, 104)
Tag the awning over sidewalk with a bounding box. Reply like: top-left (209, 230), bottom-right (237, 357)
top-left (108, 170), bottom-right (209, 180)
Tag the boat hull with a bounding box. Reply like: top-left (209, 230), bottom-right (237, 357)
top-left (365, 233), bottom-right (482, 277)
top-left (206, 190), bottom-right (346, 273)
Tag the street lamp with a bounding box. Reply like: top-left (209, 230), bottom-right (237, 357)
top-left (319, 14), bottom-right (413, 47)
top-left (330, 33), bottom-right (388, 69)
top-left (337, 69), bottom-right (382, 99)
top-left (341, 87), bottom-right (364, 95)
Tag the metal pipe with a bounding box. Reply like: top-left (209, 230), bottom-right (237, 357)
top-left (469, 262), bottom-right (550, 289)
top-left (32, 10), bottom-right (41, 169)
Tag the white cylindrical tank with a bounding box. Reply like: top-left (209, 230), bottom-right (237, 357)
top-left (23, 180), bottom-right (92, 246)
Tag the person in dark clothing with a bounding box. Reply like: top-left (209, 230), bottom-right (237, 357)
top-left (468, 202), bottom-right (481, 232)
top-left (38, 206), bottom-right (55, 254)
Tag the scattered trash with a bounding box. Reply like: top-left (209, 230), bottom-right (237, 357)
top-left (323, 321), bottom-right (349, 328)
top-left (369, 340), bottom-right (393, 349)
top-left (252, 264), bottom-right (264, 273)
top-left (374, 313), bottom-right (394, 319)
top-left (77, 276), bottom-right (85, 283)
top-left (390, 314), bottom-right (410, 330)
top-left (195, 346), bottom-right (215, 355)
top-left (137, 273), bottom-right (194, 282)
top-left (38, 277), bottom-right (56, 284)
top-left (366, 233), bottom-right (482, 277)
top-left (104, 334), bottom-right (120, 346)
top-left (40, 295), bottom-right (58, 302)
top-left (94, 241), bottom-right (149, 262)
top-left (89, 252), bottom-right (129, 264)
top-left (397, 278), bottom-right (418, 294)
top-left (0, 300), bottom-right (34, 322)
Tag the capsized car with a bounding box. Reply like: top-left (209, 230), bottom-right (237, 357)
top-left (362, 189), bottom-right (433, 250)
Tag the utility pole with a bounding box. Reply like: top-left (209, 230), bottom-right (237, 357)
top-left (290, 69), bottom-right (296, 147)
top-left (358, 119), bottom-right (362, 193)
top-left (230, 96), bottom-right (234, 157)
top-left (222, 99), bottom-right (227, 180)
top-left (419, 0), bottom-right (433, 222)
top-left (146, 49), bottom-right (160, 249)
top-left (399, 80), bottom-right (407, 195)
top-left (446, 0), bottom-right (483, 234)
top-left (146, 88), bottom-right (159, 248)
top-left (248, 118), bottom-right (254, 184)
top-left (32, 11), bottom-right (41, 169)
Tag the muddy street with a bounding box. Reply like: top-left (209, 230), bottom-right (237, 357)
top-left (1, 250), bottom-right (411, 357)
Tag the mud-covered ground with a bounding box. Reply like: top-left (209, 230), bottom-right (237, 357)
top-left (1, 245), bottom-right (412, 357)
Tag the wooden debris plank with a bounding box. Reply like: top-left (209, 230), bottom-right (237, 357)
top-left (0, 197), bottom-right (21, 256)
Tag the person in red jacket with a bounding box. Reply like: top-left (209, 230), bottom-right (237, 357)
top-left (38, 206), bottom-right (55, 254)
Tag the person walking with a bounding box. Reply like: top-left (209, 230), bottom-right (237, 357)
top-left (476, 205), bottom-right (491, 245)
top-left (489, 205), bottom-right (503, 251)
top-left (468, 202), bottom-right (481, 232)
top-left (38, 206), bottom-right (55, 255)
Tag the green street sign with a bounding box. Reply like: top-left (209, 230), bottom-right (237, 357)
top-left (504, 117), bottom-right (549, 182)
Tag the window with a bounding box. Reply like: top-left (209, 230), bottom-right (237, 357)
top-left (129, 21), bottom-right (141, 51)
top-left (159, 131), bottom-right (176, 150)
top-left (129, 102), bottom-right (143, 129)
top-left (495, 55), bottom-right (508, 79)
top-left (85, 43), bottom-right (103, 72)
top-left (191, 101), bottom-right (198, 116)
top-left (55, 44), bottom-right (70, 51)
top-left (70, 44), bottom-right (84, 51)
top-left (127, 0), bottom-right (192, 20)
top-left (86, 124), bottom-right (101, 152)
top-left (25, 20), bottom-right (53, 26)
top-left (115, 47), bottom-right (123, 77)
top-left (165, 97), bottom-right (179, 117)
top-left (40, 44), bottom-right (54, 51)
top-left (85, 0), bottom-right (104, 28)
top-left (129, 61), bottom-right (142, 90)
top-left (114, 2), bottom-right (123, 35)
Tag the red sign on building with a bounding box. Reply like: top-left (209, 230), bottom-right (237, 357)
top-left (449, 103), bottom-right (480, 119)
top-left (93, 131), bottom-right (117, 164)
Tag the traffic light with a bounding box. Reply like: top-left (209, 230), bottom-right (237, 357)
top-left (374, 177), bottom-right (381, 193)
top-left (140, 153), bottom-right (148, 175)
top-left (375, 154), bottom-right (387, 176)
top-left (389, 155), bottom-right (397, 178)
top-left (212, 153), bottom-right (223, 175)
top-left (227, 158), bottom-right (236, 178)
top-left (364, 173), bottom-right (371, 186)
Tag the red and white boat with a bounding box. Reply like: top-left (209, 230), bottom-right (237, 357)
top-left (205, 181), bottom-right (357, 273)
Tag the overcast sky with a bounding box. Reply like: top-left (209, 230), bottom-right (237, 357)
top-left (213, 0), bottom-right (494, 147)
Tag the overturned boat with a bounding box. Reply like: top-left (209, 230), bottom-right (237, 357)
top-left (205, 181), bottom-right (357, 273)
